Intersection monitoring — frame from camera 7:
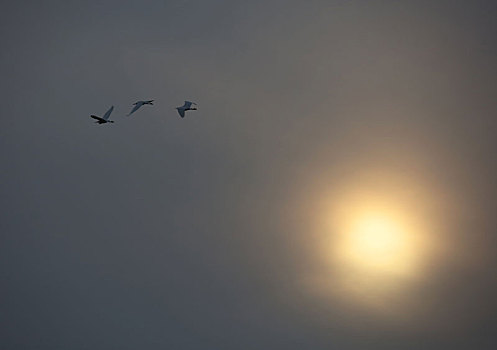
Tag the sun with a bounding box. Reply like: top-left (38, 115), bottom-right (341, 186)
top-left (317, 197), bottom-right (429, 312)
top-left (301, 171), bottom-right (440, 316)
top-left (307, 182), bottom-right (435, 310)
top-left (339, 212), bottom-right (415, 276)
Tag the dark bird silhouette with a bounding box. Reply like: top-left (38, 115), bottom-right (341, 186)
top-left (176, 101), bottom-right (197, 118)
top-left (90, 106), bottom-right (114, 124)
top-left (127, 100), bottom-right (154, 116)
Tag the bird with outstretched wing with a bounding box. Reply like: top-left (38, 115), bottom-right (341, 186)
top-left (90, 105), bottom-right (114, 124)
top-left (127, 100), bottom-right (154, 116)
top-left (176, 101), bottom-right (197, 118)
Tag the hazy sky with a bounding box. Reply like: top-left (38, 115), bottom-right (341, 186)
top-left (1, 1), bottom-right (497, 349)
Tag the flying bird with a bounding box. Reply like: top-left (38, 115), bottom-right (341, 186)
top-left (90, 106), bottom-right (114, 124)
top-left (127, 100), bottom-right (154, 116)
top-left (176, 101), bottom-right (197, 118)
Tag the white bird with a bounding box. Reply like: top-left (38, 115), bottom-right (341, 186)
top-left (176, 101), bottom-right (197, 118)
top-left (127, 100), bottom-right (154, 116)
top-left (90, 106), bottom-right (114, 124)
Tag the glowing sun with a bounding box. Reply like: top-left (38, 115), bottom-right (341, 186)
top-left (339, 212), bottom-right (416, 276)
top-left (320, 195), bottom-right (430, 312)
top-left (303, 171), bottom-right (440, 315)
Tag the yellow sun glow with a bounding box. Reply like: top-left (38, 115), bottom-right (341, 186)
top-left (311, 182), bottom-right (436, 313)
top-left (339, 211), bottom-right (416, 277)
top-left (297, 167), bottom-right (447, 322)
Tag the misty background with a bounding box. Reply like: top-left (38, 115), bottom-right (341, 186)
top-left (1, 1), bottom-right (497, 349)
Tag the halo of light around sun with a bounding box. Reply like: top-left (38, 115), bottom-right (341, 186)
top-left (337, 209), bottom-right (418, 277)
top-left (302, 169), bottom-right (443, 318)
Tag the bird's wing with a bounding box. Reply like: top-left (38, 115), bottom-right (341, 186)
top-left (127, 104), bottom-right (141, 116)
top-left (90, 115), bottom-right (105, 122)
top-left (177, 108), bottom-right (185, 118)
top-left (183, 101), bottom-right (193, 108)
top-left (146, 100), bottom-right (154, 104)
top-left (103, 106), bottom-right (114, 120)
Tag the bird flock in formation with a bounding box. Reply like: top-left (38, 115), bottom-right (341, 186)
top-left (90, 100), bottom-right (198, 124)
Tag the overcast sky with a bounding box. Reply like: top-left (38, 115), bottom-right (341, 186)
top-left (1, 1), bottom-right (497, 349)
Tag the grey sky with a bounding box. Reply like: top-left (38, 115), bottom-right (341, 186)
top-left (1, 1), bottom-right (497, 349)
